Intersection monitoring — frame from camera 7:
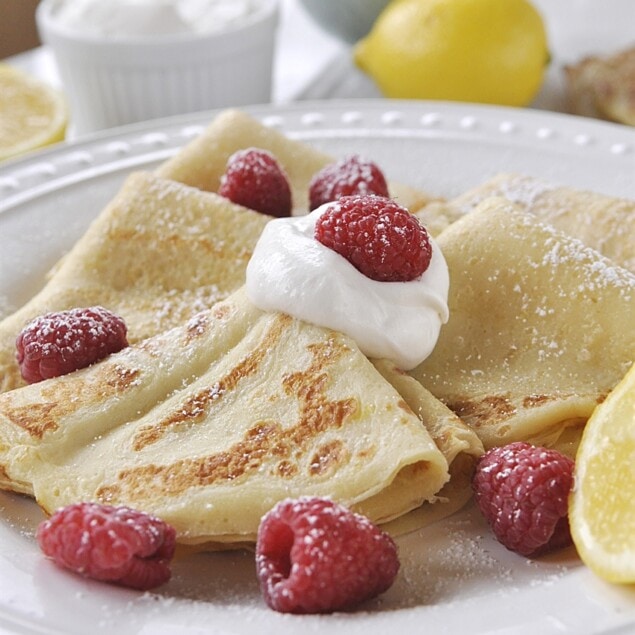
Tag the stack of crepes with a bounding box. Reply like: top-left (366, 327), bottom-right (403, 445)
top-left (0, 110), bottom-right (633, 548)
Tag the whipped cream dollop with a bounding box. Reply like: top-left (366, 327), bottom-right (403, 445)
top-left (50, 0), bottom-right (264, 38)
top-left (245, 204), bottom-right (450, 370)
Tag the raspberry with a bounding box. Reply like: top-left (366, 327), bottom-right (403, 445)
top-left (256, 497), bottom-right (399, 614)
top-left (36, 502), bottom-right (176, 590)
top-left (308, 155), bottom-right (389, 211)
top-left (314, 195), bottom-right (432, 282)
top-left (16, 306), bottom-right (128, 383)
top-left (218, 147), bottom-right (292, 217)
top-left (472, 442), bottom-right (575, 557)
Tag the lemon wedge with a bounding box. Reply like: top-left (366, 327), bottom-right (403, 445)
top-left (569, 362), bottom-right (635, 584)
top-left (354, 0), bottom-right (549, 107)
top-left (0, 64), bottom-right (68, 162)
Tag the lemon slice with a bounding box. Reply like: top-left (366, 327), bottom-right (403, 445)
top-left (0, 64), bottom-right (68, 162)
top-left (569, 363), bottom-right (635, 584)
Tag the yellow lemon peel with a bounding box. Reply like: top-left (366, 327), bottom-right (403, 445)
top-left (354, 0), bottom-right (549, 107)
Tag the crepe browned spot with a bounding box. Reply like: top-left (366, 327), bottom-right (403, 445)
top-left (0, 172), bottom-right (271, 394)
top-left (410, 197), bottom-right (635, 455)
top-left (0, 110), bottom-right (441, 396)
top-left (0, 289), bottom-right (452, 546)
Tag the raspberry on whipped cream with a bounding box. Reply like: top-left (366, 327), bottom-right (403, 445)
top-left (245, 198), bottom-right (449, 370)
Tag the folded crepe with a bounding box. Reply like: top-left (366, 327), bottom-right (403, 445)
top-left (0, 173), bottom-right (271, 394)
top-left (410, 197), bottom-right (635, 456)
top-left (157, 108), bottom-right (438, 217)
top-left (417, 173), bottom-right (635, 272)
top-left (0, 289), bottom-right (457, 546)
top-left (372, 360), bottom-right (483, 534)
top-left (0, 110), bottom-right (440, 396)
top-left (0, 108), bottom-right (480, 544)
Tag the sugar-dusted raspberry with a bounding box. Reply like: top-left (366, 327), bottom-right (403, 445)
top-left (16, 306), bottom-right (128, 383)
top-left (256, 496), bottom-right (399, 614)
top-left (218, 147), bottom-right (292, 217)
top-left (472, 442), bottom-right (575, 557)
top-left (314, 194), bottom-right (432, 282)
top-left (37, 502), bottom-right (176, 590)
top-left (308, 154), bottom-right (389, 211)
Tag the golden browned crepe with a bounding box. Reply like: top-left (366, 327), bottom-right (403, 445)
top-left (410, 197), bottom-right (635, 455)
top-left (0, 173), bottom-right (271, 394)
top-left (0, 110), bottom-right (439, 396)
top-left (0, 289), bottom-right (453, 546)
top-left (0, 108), bottom-right (478, 544)
top-left (4, 106), bottom-right (630, 551)
top-left (157, 108), bottom-right (438, 216)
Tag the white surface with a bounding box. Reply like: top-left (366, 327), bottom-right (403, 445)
top-left (0, 101), bottom-right (634, 635)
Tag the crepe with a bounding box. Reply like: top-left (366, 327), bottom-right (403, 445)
top-left (420, 172), bottom-right (635, 272)
top-left (372, 360), bottom-right (483, 534)
top-left (0, 289), bottom-right (452, 546)
top-left (410, 197), bottom-right (635, 455)
top-left (414, 201), bottom-right (464, 238)
top-left (0, 110), bottom-right (440, 396)
top-left (157, 108), bottom-right (438, 216)
top-left (0, 172), bottom-right (271, 394)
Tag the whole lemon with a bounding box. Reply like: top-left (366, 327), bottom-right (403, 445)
top-left (354, 0), bottom-right (549, 106)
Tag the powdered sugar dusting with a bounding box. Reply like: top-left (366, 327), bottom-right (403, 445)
top-left (145, 286), bottom-right (225, 334)
top-left (452, 173), bottom-right (635, 272)
top-left (388, 521), bottom-right (513, 610)
top-left (519, 215), bottom-right (635, 299)
top-left (457, 173), bottom-right (558, 215)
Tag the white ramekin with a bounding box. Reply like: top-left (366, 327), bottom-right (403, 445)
top-left (36, 0), bottom-right (279, 135)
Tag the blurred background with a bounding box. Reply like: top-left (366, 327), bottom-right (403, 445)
top-left (2, 0), bottom-right (632, 105)
top-left (1, 0), bottom-right (633, 156)
top-left (0, 0), bottom-right (41, 58)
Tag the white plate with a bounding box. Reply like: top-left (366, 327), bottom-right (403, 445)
top-left (0, 100), bottom-right (634, 635)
